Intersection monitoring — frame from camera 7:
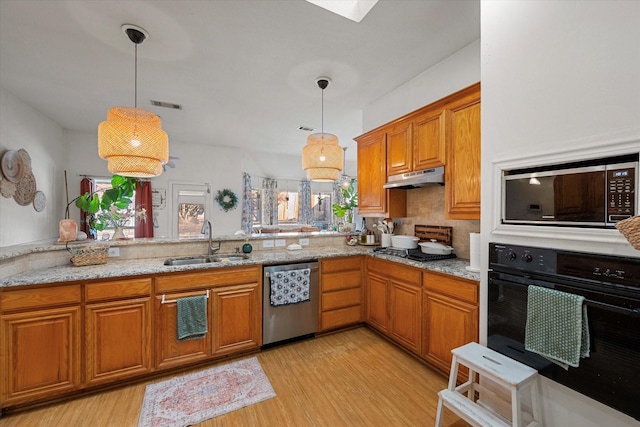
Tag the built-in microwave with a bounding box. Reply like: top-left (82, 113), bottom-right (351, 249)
top-left (502, 154), bottom-right (638, 228)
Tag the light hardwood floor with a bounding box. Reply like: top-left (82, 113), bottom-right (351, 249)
top-left (0, 327), bottom-right (468, 426)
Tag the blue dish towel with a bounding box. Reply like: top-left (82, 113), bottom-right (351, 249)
top-left (525, 286), bottom-right (590, 369)
top-left (270, 268), bottom-right (311, 306)
top-left (176, 295), bottom-right (208, 341)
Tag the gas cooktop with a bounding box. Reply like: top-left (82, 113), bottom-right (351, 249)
top-left (374, 247), bottom-right (457, 262)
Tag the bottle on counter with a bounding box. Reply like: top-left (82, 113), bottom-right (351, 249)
top-left (366, 230), bottom-right (375, 244)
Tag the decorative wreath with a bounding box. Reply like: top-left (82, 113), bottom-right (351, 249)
top-left (216, 188), bottom-right (238, 212)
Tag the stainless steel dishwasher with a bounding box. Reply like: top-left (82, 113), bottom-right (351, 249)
top-left (263, 261), bottom-right (318, 346)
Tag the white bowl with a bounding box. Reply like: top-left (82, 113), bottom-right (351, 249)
top-left (391, 235), bottom-right (419, 249)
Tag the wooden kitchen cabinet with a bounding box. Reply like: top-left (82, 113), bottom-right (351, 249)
top-left (154, 289), bottom-right (213, 370)
top-left (211, 281), bottom-right (261, 356)
top-left (389, 278), bottom-right (422, 352)
top-left (444, 83), bottom-right (481, 220)
top-left (356, 130), bottom-right (407, 218)
top-left (366, 271), bottom-right (390, 334)
top-left (387, 110), bottom-right (447, 176)
top-left (0, 285), bottom-right (82, 407)
top-left (155, 265), bottom-right (261, 368)
top-left (356, 82), bottom-right (479, 220)
top-left (366, 258), bottom-right (422, 354)
top-left (422, 271), bottom-right (478, 377)
top-left (386, 120), bottom-right (413, 176)
top-left (85, 278), bottom-right (152, 386)
top-left (413, 109), bottom-right (447, 170)
top-left (319, 256), bottom-right (364, 332)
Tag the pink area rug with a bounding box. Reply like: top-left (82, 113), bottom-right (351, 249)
top-left (138, 357), bottom-right (275, 427)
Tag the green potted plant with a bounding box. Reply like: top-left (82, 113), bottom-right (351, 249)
top-left (332, 178), bottom-right (358, 227)
top-left (74, 175), bottom-right (144, 239)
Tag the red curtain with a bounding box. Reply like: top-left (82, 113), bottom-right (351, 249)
top-left (135, 181), bottom-right (154, 238)
top-left (79, 178), bottom-right (94, 239)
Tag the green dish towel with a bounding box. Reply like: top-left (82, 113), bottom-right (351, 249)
top-left (525, 286), bottom-right (590, 369)
top-left (177, 295), bottom-right (208, 341)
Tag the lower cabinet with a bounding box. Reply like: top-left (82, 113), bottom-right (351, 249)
top-left (319, 256), bottom-right (364, 332)
top-left (155, 289), bottom-right (213, 370)
top-left (0, 285), bottom-right (82, 407)
top-left (365, 272), bottom-right (390, 334)
top-left (85, 279), bottom-right (153, 386)
top-left (0, 256), bottom-right (478, 411)
top-left (389, 279), bottom-right (422, 353)
top-left (155, 265), bottom-right (262, 370)
top-left (211, 282), bottom-right (261, 356)
top-left (422, 271), bottom-right (479, 377)
top-left (0, 265), bottom-right (262, 411)
top-left (366, 258), bottom-right (422, 354)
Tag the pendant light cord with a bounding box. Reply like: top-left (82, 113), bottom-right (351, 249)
top-left (134, 43), bottom-right (138, 109)
top-left (321, 87), bottom-right (324, 134)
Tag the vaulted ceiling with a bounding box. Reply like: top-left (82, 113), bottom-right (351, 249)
top-left (0, 0), bottom-right (480, 161)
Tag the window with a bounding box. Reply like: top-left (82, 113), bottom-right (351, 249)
top-left (311, 192), bottom-right (332, 229)
top-left (93, 177), bottom-right (137, 241)
top-left (277, 191), bottom-right (299, 223)
top-left (171, 183), bottom-right (212, 238)
top-left (178, 198), bottom-right (205, 238)
top-left (247, 178), bottom-right (335, 229)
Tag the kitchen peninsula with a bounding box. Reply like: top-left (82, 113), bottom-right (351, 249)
top-left (0, 232), bottom-right (479, 413)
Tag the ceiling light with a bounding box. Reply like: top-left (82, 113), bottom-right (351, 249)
top-left (306, 0), bottom-right (378, 23)
top-left (529, 177), bottom-right (541, 185)
top-left (97, 24), bottom-right (169, 178)
top-left (338, 147), bottom-right (353, 188)
top-left (302, 77), bottom-right (344, 182)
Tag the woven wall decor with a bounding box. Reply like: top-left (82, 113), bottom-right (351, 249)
top-left (0, 148), bottom-right (45, 211)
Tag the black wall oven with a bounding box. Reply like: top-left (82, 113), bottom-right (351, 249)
top-left (488, 243), bottom-right (640, 421)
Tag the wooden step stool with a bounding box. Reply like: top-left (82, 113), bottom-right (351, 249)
top-left (435, 342), bottom-right (542, 427)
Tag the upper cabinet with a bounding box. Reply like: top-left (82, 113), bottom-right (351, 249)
top-left (355, 82), bottom-right (480, 220)
top-left (385, 110), bottom-right (447, 177)
top-left (444, 83), bottom-right (481, 220)
top-left (413, 109), bottom-right (448, 171)
top-left (386, 120), bottom-right (413, 176)
top-left (356, 130), bottom-right (407, 218)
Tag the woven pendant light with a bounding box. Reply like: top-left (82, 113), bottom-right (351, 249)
top-left (98, 25), bottom-right (169, 178)
top-left (302, 77), bottom-right (343, 182)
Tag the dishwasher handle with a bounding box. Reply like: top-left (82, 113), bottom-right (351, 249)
top-left (264, 265), bottom-right (319, 278)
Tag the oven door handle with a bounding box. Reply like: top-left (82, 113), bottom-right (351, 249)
top-left (489, 277), bottom-right (640, 318)
top-left (585, 300), bottom-right (640, 317)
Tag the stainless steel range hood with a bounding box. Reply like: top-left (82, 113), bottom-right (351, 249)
top-left (383, 166), bottom-right (444, 189)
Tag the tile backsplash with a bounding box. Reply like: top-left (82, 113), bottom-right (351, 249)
top-left (367, 185), bottom-right (479, 260)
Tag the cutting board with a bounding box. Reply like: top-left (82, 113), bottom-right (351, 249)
top-left (414, 225), bottom-right (452, 246)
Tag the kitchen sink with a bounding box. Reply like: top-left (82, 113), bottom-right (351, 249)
top-left (163, 255), bottom-right (217, 266)
top-left (212, 254), bottom-right (250, 262)
top-left (163, 254), bottom-right (249, 266)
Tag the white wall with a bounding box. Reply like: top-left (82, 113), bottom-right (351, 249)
top-left (0, 87), bottom-right (66, 247)
top-left (363, 39), bottom-right (480, 131)
top-left (1, 87), bottom-right (358, 248)
top-left (61, 130), bottom-right (358, 240)
top-left (481, 1), bottom-right (640, 426)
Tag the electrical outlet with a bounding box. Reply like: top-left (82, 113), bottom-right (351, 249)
top-left (299, 238), bottom-right (309, 246)
top-left (108, 247), bottom-right (120, 257)
top-left (275, 239), bottom-right (286, 247)
top-left (263, 239), bottom-right (274, 248)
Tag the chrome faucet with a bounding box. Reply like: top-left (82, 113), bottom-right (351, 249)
top-left (201, 220), bottom-right (220, 256)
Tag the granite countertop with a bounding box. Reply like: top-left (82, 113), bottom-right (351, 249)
top-left (1, 246), bottom-right (480, 288)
